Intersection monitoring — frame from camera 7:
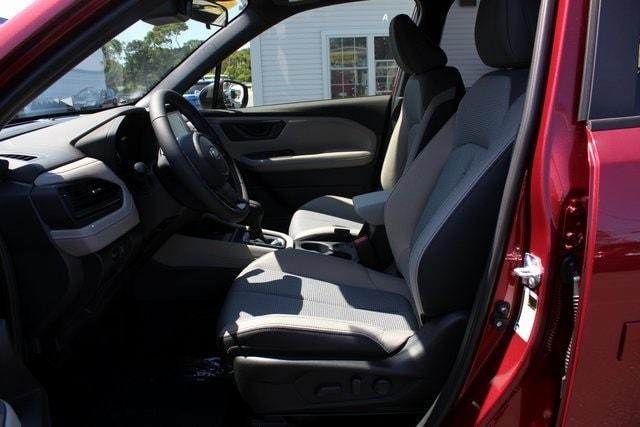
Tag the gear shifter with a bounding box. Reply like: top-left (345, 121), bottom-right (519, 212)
top-left (245, 200), bottom-right (266, 242)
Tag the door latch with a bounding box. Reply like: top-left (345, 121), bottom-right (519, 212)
top-left (513, 253), bottom-right (544, 289)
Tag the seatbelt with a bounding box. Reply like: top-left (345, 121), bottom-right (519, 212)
top-left (353, 224), bottom-right (394, 271)
top-left (353, 226), bottom-right (378, 269)
top-left (389, 95), bottom-right (404, 127)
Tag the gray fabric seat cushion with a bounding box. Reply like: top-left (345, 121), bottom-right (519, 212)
top-left (288, 195), bottom-right (363, 241)
top-left (218, 248), bottom-right (418, 360)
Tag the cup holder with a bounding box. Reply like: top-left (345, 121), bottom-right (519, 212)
top-left (300, 241), bottom-right (332, 254)
top-left (298, 241), bottom-right (356, 261)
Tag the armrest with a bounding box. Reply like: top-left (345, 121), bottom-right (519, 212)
top-left (352, 190), bottom-right (390, 226)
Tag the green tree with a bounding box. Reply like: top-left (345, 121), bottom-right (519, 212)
top-left (222, 48), bottom-right (251, 83)
top-left (143, 22), bottom-right (188, 48)
top-left (101, 23), bottom-right (214, 100)
top-left (102, 39), bottom-right (124, 91)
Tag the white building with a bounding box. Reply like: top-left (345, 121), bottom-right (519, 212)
top-left (249, 0), bottom-right (490, 107)
top-left (38, 51), bottom-right (108, 101)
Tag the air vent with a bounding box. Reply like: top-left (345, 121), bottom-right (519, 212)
top-left (0, 153), bottom-right (36, 161)
top-left (59, 179), bottom-right (123, 222)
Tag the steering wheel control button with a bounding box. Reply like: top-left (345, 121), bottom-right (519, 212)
top-left (372, 378), bottom-right (392, 396)
top-left (208, 145), bottom-right (221, 160)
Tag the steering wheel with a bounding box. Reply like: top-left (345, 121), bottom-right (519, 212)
top-left (149, 89), bottom-right (249, 222)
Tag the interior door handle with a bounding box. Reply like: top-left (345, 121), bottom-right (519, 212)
top-left (221, 120), bottom-right (286, 141)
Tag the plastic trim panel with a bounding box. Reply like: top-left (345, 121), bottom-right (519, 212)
top-left (33, 157), bottom-right (139, 256)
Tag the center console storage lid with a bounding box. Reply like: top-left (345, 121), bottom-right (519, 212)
top-left (352, 190), bottom-right (390, 226)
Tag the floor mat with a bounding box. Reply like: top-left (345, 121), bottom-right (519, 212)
top-left (45, 355), bottom-right (248, 427)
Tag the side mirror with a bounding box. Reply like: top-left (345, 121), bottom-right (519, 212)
top-left (223, 81), bottom-right (249, 109)
top-left (198, 80), bottom-right (249, 110)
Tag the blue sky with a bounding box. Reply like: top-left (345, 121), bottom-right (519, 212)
top-left (1, 0), bottom-right (248, 48)
top-left (0, 0), bottom-right (35, 19)
top-left (0, 1), bottom-right (215, 46)
top-left (0, 0), bottom-right (247, 40)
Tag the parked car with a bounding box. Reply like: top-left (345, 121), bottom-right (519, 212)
top-left (0, 0), bottom-right (639, 426)
top-left (183, 76), bottom-right (217, 108)
top-left (72, 87), bottom-right (118, 110)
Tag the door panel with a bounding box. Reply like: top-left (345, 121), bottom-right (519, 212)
top-left (204, 96), bottom-right (391, 231)
top-left (561, 126), bottom-right (640, 426)
top-left (213, 116), bottom-right (376, 172)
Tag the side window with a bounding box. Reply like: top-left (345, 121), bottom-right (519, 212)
top-left (440, 1), bottom-right (491, 88)
top-left (189, 0), bottom-right (415, 109)
top-left (580, 0), bottom-right (640, 121)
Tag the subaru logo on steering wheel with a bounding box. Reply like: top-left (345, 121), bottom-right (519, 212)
top-left (209, 145), bottom-right (222, 160)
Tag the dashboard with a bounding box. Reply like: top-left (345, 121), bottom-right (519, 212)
top-left (0, 106), bottom-right (183, 340)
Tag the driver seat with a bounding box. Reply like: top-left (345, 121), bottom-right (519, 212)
top-left (217, 0), bottom-right (540, 413)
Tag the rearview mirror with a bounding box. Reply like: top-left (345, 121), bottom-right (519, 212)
top-left (144, 0), bottom-right (229, 27)
top-left (191, 0), bottom-right (228, 27)
top-left (198, 80), bottom-right (249, 110)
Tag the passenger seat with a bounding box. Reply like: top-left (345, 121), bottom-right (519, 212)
top-left (288, 14), bottom-right (465, 241)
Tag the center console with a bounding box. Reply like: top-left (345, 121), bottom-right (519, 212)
top-left (295, 238), bottom-right (358, 261)
top-left (293, 191), bottom-right (391, 263)
top-left (152, 197), bottom-right (376, 271)
top-left (152, 222), bottom-right (293, 270)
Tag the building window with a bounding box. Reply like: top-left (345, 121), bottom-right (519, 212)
top-left (374, 36), bottom-right (397, 95)
top-left (327, 35), bottom-right (399, 99)
top-left (329, 37), bottom-right (368, 98)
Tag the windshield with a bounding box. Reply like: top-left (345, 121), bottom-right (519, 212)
top-left (13, 1), bottom-right (247, 121)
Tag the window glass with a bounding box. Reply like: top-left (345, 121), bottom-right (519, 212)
top-left (251, 0), bottom-right (415, 107)
top-left (0, 1), bottom-right (34, 21)
top-left (440, 1), bottom-right (491, 88)
top-left (188, 0), bottom-right (415, 109)
top-left (374, 36), bottom-right (397, 95)
top-left (578, 0), bottom-right (640, 120)
top-left (12, 0), bottom-right (248, 120)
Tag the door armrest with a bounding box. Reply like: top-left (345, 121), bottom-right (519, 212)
top-left (352, 190), bottom-right (390, 226)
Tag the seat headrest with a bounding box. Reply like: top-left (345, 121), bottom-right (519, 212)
top-left (389, 14), bottom-right (448, 75)
top-left (475, 0), bottom-right (541, 69)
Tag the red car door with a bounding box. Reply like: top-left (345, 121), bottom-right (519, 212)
top-left (442, 0), bottom-right (640, 425)
top-left (559, 0), bottom-right (640, 424)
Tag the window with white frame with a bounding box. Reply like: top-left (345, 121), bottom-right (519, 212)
top-left (329, 37), bottom-right (369, 98)
top-left (374, 36), bottom-right (398, 95)
top-left (325, 34), bottom-right (398, 99)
